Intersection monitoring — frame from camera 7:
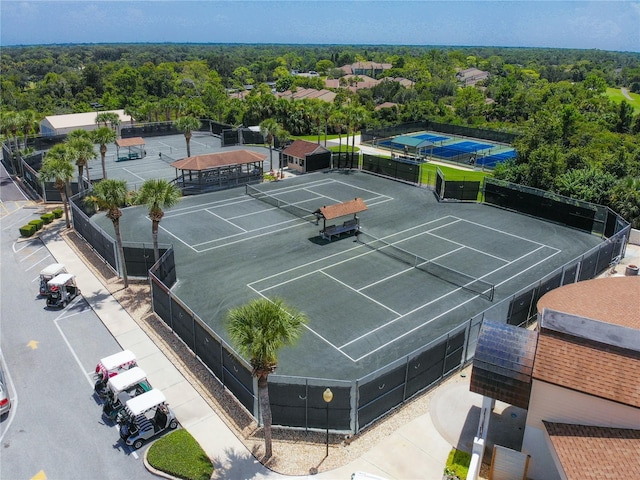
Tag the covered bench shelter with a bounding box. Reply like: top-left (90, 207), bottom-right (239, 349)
top-left (170, 149), bottom-right (266, 194)
top-left (116, 137), bottom-right (146, 162)
top-left (314, 197), bottom-right (367, 241)
top-left (390, 135), bottom-right (434, 161)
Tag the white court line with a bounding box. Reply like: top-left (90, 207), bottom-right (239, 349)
top-left (452, 216), bottom-right (550, 247)
top-left (356, 245), bottom-right (466, 291)
top-left (321, 270), bottom-right (401, 315)
top-left (426, 230), bottom-right (509, 262)
top-left (205, 208), bottom-right (247, 233)
top-left (191, 217), bottom-right (302, 249)
top-left (246, 284), bottom-right (353, 360)
top-left (251, 222), bottom-right (562, 362)
top-left (121, 167), bottom-right (145, 181)
top-left (346, 244), bottom-right (563, 359)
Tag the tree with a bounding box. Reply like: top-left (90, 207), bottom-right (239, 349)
top-left (92, 126), bottom-right (117, 180)
top-left (39, 143), bottom-right (75, 229)
top-left (85, 179), bottom-right (130, 288)
top-left (226, 297), bottom-right (307, 460)
top-left (609, 176), bottom-right (640, 228)
top-left (66, 130), bottom-right (97, 191)
top-left (133, 179), bottom-right (182, 263)
top-left (260, 118), bottom-right (281, 173)
top-left (174, 116), bottom-right (201, 158)
top-left (95, 111), bottom-right (121, 135)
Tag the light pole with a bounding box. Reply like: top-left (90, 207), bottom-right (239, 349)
top-left (323, 388), bottom-right (333, 457)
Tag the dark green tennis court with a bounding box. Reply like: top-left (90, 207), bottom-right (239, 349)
top-left (109, 169), bottom-right (603, 380)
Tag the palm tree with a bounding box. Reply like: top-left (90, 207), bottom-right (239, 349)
top-left (226, 297), bottom-right (307, 460)
top-left (260, 118), bottom-right (280, 173)
top-left (328, 110), bottom-right (347, 168)
top-left (39, 143), bottom-right (76, 229)
top-left (18, 109), bottom-right (39, 150)
top-left (133, 179), bottom-right (182, 263)
top-left (95, 111), bottom-right (121, 132)
top-left (174, 116), bottom-right (201, 157)
top-left (84, 179), bottom-right (130, 288)
top-left (92, 126), bottom-right (116, 180)
top-left (66, 130), bottom-right (97, 191)
top-left (346, 105), bottom-right (368, 169)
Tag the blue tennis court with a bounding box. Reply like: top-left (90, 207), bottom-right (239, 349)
top-left (444, 141), bottom-right (493, 153)
top-left (480, 150), bottom-right (517, 168)
top-left (412, 133), bottom-right (449, 143)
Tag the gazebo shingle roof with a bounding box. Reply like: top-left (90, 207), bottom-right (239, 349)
top-left (170, 150), bottom-right (266, 171)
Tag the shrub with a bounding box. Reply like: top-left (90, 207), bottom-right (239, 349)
top-left (19, 224), bottom-right (37, 237)
top-left (52, 208), bottom-right (63, 218)
top-left (28, 219), bottom-right (44, 231)
top-left (41, 213), bottom-right (55, 224)
top-left (147, 429), bottom-right (213, 480)
top-left (444, 448), bottom-right (471, 480)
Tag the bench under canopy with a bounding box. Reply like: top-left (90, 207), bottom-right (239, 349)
top-left (314, 198), bottom-right (367, 241)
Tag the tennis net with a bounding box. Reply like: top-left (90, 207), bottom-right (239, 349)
top-left (246, 184), bottom-right (316, 223)
top-left (356, 231), bottom-right (495, 301)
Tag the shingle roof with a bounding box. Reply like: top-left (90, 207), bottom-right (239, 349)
top-left (543, 422), bottom-right (640, 480)
top-left (170, 150), bottom-right (266, 171)
top-left (116, 137), bottom-right (145, 148)
top-left (316, 198), bottom-right (367, 221)
top-left (282, 140), bottom-right (329, 159)
top-left (533, 328), bottom-right (640, 408)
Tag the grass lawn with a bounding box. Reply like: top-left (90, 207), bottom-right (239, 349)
top-left (606, 87), bottom-right (640, 114)
top-left (422, 162), bottom-right (490, 186)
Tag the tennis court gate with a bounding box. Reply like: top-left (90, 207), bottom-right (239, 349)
top-left (362, 153), bottom-right (421, 185)
top-left (435, 168), bottom-right (481, 201)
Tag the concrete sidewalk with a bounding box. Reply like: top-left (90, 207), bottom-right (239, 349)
top-left (39, 221), bottom-right (474, 480)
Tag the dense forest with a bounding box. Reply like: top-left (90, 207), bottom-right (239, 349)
top-left (1, 44), bottom-right (639, 226)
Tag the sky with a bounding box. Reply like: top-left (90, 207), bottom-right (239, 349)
top-left (1, 1), bottom-right (639, 52)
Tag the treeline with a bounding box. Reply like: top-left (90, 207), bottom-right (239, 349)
top-left (1, 44), bottom-right (639, 227)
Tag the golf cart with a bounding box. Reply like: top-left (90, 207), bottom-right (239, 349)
top-left (94, 350), bottom-right (138, 398)
top-left (119, 389), bottom-right (178, 449)
top-left (39, 263), bottom-right (67, 296)
top-left (45, 273), bottom-right (80, 308)
top-left (102, 367), bottom-right (152, 421)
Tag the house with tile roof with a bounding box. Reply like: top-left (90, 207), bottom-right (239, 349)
top-left (340, 61), bottom-right (392, 77)
top-left (470, 275), bottom-right (640, 480)
top-left (456, 67), bottom-right (490, 87)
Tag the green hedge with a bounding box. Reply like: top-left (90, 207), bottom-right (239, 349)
top-left (28, 219), bottom-right (44, 231)
top-left (52, 208), bottom-right (63, 218)
top-left (41, 213), bottom-right (55, 224)
top-left (20, 224), bottom-right (37, 237)
top-left (147, 429), bottom-right (213, 480)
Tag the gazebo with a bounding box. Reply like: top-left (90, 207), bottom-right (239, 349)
top-left (170, 150), bottom-right (266, 194)
top-left (314, 197), bottom-right (368, 241)
top-left (389, 135), bottom-right (434, 160)
top-left (115, 137), bottom-right (146, 162)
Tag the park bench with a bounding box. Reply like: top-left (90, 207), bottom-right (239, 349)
top-left (320, 218), bottom-right (359, 241)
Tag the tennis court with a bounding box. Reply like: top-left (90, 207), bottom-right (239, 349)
top-left (89, 133), bottom-right (273, 190)
top-left (104, 169), bottom-right (602, 380)
top-left (373, 130), bottom-right (517, 168)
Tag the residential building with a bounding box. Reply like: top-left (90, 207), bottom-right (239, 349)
top-left (470, 275), bottom-right (640, 480)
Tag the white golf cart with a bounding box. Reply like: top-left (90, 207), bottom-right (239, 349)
top-left (45, 273), bottom-right (80, 308)
top-left (119, 389), bottom-right (178, 449)
top-left (102, 367), bottom-right (152, 421)
top-left (94, 350), bottom-right (137, 398)
top-left (39, 263), bottom-right (67, 296)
